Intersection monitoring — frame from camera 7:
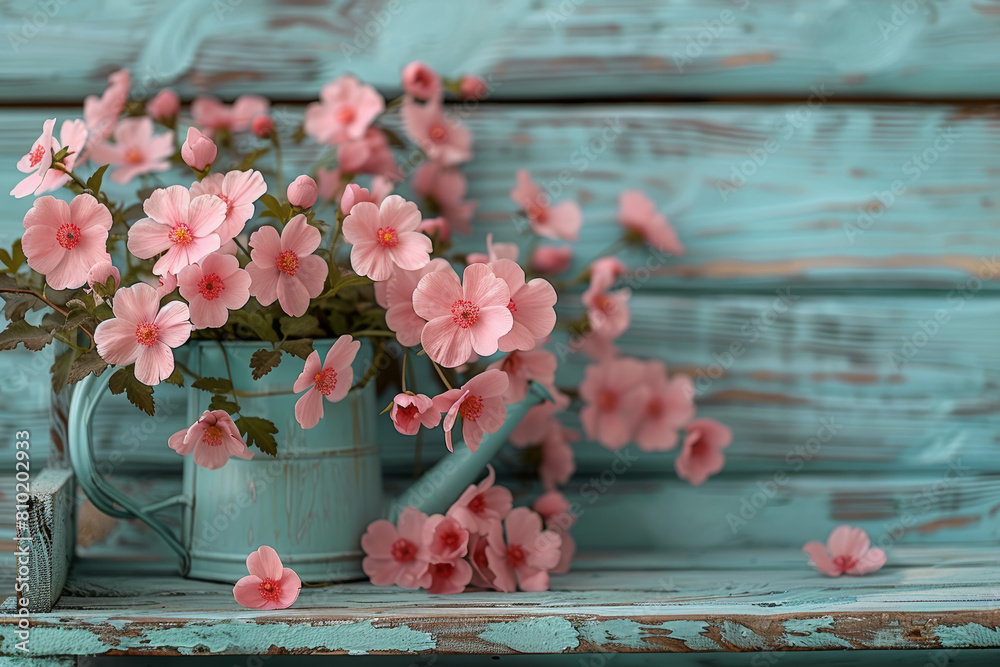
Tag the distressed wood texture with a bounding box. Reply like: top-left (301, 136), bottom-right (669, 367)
top-left (2, 104), bottom-right (1000, 292)
top-left (0, 550), bottom-right (998, 656)
top-left (3, 0), bottom-right (1000, 101)
top-left (15, 467), bottom-right (74, 612)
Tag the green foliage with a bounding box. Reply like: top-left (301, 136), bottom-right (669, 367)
top-left (192, 376), bottom-right (234, 394)
top-left (235, 416), bottom-right (278, 456)
top-left (279, 314), bottom-right (319, 338)
top-left (0, 320), bottom-right (53, 351)
top-left (108, 366), bottom-right (155, 416)
top-left (50, 349), bottom-right (75, 394)
top-left (280, 338), bottom-right (314, 360)
top-left (66, 348), bottom-right (108, 384)
top-left (249, 347), bottom-right (282, 380)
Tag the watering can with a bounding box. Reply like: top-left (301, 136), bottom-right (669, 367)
top-left (68, 339), bottom-right (548, 583)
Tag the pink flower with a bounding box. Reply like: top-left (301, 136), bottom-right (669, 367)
top-left (304, 75), bottom-right (384, 145)
top-left (88, 117), bottom-right (174, 185)
top-left (446, 465), bottom-right (513, 536)
top-left (316, 167), bottom-right (343, 202)
top-left (540, 424), bottom-right (577, 490)
top-left (590, 257), bottom-right (627, 287)
top-left (413, 263), bottom-right (513, 368)
top-left (432, 369), bottom-right (509, 452)
top-left (510, 170), bottom-right (582, 241)
top-left (86, 260), bottom-right (120, 303)
top-left (177, 253), bottom-right (252, 329)
top-left (11, 118), bottom-right (56, 198)
top-left (489, 258), bottom-right (557, 352)
top-left (579, 357), bottom-right (647, 450)
top-left (581, 274), bottom-right (631, 341)
top-left (468, 534), bottom-right (497, 589)
top-left (233, 545), bottom-right (301, 610)
top-left (634, 362), bottom-right (695, 452)
top-left (375, 258), bottom-right (457, 347)
top-left (83, 69), bottom-right (129, 145)
top-left (619, 189), bottom-right (684, 255)
top-left (486, 507), bottom-right (562, 592)
top-left (424, 559), bottom-right (473, 595)
top-left (361, 507), bottom-right (432, 589)
top-left (156, 272), bottom-right (178, 299)
top-left (337, 127), bottom-right (401, 180)
top-left (533, 491), bottom-right (576, 574)
top-left (423, 514), bottom-right (469, 562)
top-left (674, 418), bottom-right (732, 486)
top-left (146, 89), bottom-right (180, 121)
top-left (466, 233), bottom-right (519, 265)
top-left (251, 114), bottom-right (275, 138)
top-left (168, 410), bottom-right (254, 470)
top-left (127, 185), bottom-right (227, 276)
top-left (22, 194), bottom-right (112, 290)
top-left (287, 175), bottom-right (318, 208)
top-left (181, 127), bottom-right (217, 171)
top-left (418, 216), bottom-right (450, 242)
top-left (181, 127), bottom-right (219, 171)
top-left (292, 335), bottom-right (360, 429)
top-left (340, 181), bottom-right (391, 216)
top-left (412, 162), bottom-right (477, 235)
top-left (246, 215), bottom-right (328, 317)
top-left (803, 526), bottom-right (887, 577)
top-left (401, 61), bottom-right (442, 100)
top-left (189, 169), bottom-right (267, 242)
top-left (401, 96), bottom-right (472, 166)
top-left (191, 95), bottom-right (269, 135)
top-left (487, 349), bottom-right (557, 405)
top-left (531, 246), bottom-right (573, 275)
top-left (509, 390), bottom-right (569, 447)
top-left (460, 75), bottom-right (489, 100)
top-left (390, 393), bottom-right (441, 436)
top-left (343, 195), bottom-right (432, 281)
top-left (94, 283), bottom-right (191, 386)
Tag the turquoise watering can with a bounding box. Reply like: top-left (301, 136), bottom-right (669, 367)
top-left (68, 339), bottom-right (548, 583)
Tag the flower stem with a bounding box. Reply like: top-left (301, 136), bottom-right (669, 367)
top-left (430, 358), bottom-right (453, 390)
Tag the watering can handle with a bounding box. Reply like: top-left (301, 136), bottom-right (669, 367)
top-left (68, 372), bottom-right (191, 574)
top-left (389, 381), bottom-right (553, 520)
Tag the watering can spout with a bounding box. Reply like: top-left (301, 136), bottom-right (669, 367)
top-left (387, 381), bottom-right (553, 521)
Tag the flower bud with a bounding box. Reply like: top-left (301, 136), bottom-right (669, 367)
top-left (287, 174), bottom-right (318, 209)
top-left (181, 126), bottom-right (217, 171)
top-left (146, 89), bottom-right (180, 121)
top-left (252, 114), bottom-right (275, 138)
top-left (460, 75), bottom-right (488, 101)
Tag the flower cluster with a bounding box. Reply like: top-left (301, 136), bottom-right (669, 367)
top-left (361, 466), bottom-right (571, 593)
top-left (3, 62), bottom-right (733, 587)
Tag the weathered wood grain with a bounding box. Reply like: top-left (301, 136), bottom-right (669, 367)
top-left (3, 105), bottom-right (999, 291)
top-left (14, 467), bottom-right (74, 612)
top-left (1, 551), bottom-right (997, 656)
top-left (3, 0), bottom-right (1000, 101)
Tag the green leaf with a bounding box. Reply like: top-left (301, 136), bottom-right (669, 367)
top-left (259, 194), bottom-right (284, 217)
top-left (235, 416), bottom-right (278, 456)
top-left (0, 320), bottom-right (53, 351)
top-left (209, 394), bottom-right (240, 414)
top-left (280, 338), bottom-right (314, 360)
top-left (191, 376), bottom-right (234, 394)
top-left (249, 347), bottom-right (282, 380)
top-left (66, 348), bottom-right (109, 384)
top-left (0, 289), bottom-right (43, 322)
top-left (318, 274), bottom-right (373, 300)
top-left (50, 349), bottom-right (75, 395)
top-left (86, 164), bottom-right (110, 194)
top-left (229, 310), bottom-right (280, 342)
top-left (0, 240), bottom-right (21, 273)
top-left (279, 314), bottom-right (319, 338)
top-left (163, 367), bottom-right (184, 387)
top-left (108, 366), bottom-right (155, 416)
top-left (235, 147), bottom-right (270, 171)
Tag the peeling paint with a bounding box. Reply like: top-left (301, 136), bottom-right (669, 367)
top-left (661, 620), bottom-right (720, 651)
top-left (934, 623), bottom-right (1000, 648)
top-left (2, 621), bottom-right (435, 656)
top-left (579, 619), bottom-right (647, 649)
top-left (479, 617), bottom-right (579, 653)
top-left (783, 616), bottom-right (853, 649)
top-left (869, 620), bottom-right (910, 648)
top-left (720, 620), bottom-right (769, 650)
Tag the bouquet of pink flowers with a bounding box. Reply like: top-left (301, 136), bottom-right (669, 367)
top-left (2, 62), bottom-right (730, 594)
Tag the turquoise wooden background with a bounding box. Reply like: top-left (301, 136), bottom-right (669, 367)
top-left (1, 0), bottom-right (999, 570)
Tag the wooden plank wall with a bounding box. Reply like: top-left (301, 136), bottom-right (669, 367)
top-left (0, 0), bottom-right (999, 569)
